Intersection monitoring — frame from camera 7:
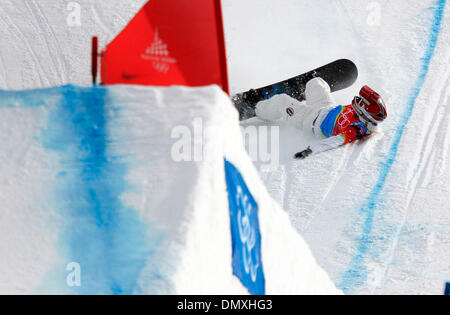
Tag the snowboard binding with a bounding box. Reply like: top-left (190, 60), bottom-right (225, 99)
top-left (232, 92), bottom-right (257, 120)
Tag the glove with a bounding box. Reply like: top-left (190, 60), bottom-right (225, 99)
top-left (294, 147), bottom-right (313, 159)
top-left (350, 121), bottom-right (368, 140)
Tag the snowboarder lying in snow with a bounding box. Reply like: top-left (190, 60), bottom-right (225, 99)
top-left (253, 77), bottom-right (387, 159)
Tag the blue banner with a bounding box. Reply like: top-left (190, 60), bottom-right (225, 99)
top-left (224, 159), bottom-right (265, 295)
top-left (445, 283), bottom-right (450, 295)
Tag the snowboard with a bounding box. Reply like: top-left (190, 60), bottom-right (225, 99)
top-left (232, 59), bottom-right (358, 120)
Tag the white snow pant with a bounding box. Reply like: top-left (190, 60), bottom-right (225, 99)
top-left (255, 77), bottom-right (336, 133)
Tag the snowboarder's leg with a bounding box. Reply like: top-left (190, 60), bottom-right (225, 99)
top-left (255, 93), bottom-right (320, 130)
top-left (254, 77), bottom-right (336, 130)
top-left (255, 93), bottom-right (297, 122)
top-left (289, 77), bottom-right (336, 130)
top-left (300, 77), bottom-right (337, 131)
top-left (305, 77), bottom-right (336, 109)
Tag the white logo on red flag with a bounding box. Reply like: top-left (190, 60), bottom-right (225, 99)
top-left (141, 29), bottom-right (177, 73)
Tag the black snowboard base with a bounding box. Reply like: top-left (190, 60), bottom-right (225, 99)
top-left (232, 59), bottom-right (358, 121)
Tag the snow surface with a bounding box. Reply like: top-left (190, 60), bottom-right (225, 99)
top-left (223, 0), bottom-right (450, 294)
top-left (0, 0), bottom-right (449, 294)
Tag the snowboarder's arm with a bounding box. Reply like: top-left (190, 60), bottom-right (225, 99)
top-left (310, 135), bottom-right (346, 154)
top-left (294, 136), bottom-right (345, 159)
top-left (294, 122), bottom-right (371, 159)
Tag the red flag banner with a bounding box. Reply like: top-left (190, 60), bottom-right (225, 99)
top-left (100, 0), bottom-right (229, 94)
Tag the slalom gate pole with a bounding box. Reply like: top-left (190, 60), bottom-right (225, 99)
top-left (91, 36), bottom-right (98, 86)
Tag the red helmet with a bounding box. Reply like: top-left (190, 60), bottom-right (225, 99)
top-left (352, 85), bottom-right (387, 125)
